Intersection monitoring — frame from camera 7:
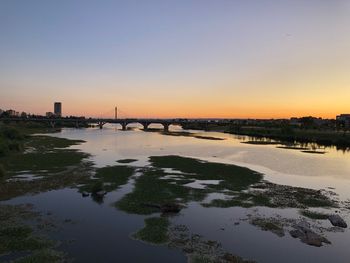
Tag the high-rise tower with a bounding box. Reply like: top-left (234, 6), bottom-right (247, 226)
top-left (54, 102), bottom-right (62, 117)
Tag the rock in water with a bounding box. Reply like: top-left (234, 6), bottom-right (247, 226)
top-left (290, 221), bottom-right (331, 247)
top-left (328, 214), bottom-right (347, 228)
top-left (81, 191), bottom-right (89, 197)
top-left (95, 190), bottom-right (107, 197)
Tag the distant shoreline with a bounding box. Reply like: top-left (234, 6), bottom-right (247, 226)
top-left (181, 123), bottom-right (350, 150)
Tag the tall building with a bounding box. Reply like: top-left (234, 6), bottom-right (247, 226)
top-left (54, 102), bottom-right (62, 117)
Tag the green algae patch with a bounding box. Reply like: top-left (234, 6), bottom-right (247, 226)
top-left (80, 165), bottom-right (135, 193)
top-left (241, 140), bottom-right (280, 145)
top-left (144, 129), bottom-right (225, 141)
top-left (0, 204), bottom-right (63, 261)
top-left (250, 218), bottom-right (285, 237)
top-left (25, 135), bottom-right (85, 151)
top-left (115, 155), bottom-right (337, 214)
top-left (168, 225), bottom-right (255, 263)
top-left (1, 135), bottom-right (88, 177)
top-left (133, 217), bottom-right (169, 244)
top-left (14, 248), bottom-right (65, 263)
top-left (116, 159), bottom-right (138, 164)
top-left (301, 150), bottom-right (326, 154)
top-left (300, 210), bottom-right (330, 220)
top-left (188, 253), bottom-right (255, 263)
top-left (0, 134), bottom-right (92, 200)
top-left (116, 168), bottom-right (204, 214)
top-left (116, 156), bottom-right (262, 215)
top-left (3, 150), bottom-right (89, 175)
top-left (0, 162), bottom-right (92, 201)
top-left (149, 155), bottom-right (262, 191)
top-left (205, 182), bottom-right (337, 209)
top-left (161, 131), bottom-right (225, 141)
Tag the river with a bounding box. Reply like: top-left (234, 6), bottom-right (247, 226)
top-left (3, 124), bottom-right (350, 262)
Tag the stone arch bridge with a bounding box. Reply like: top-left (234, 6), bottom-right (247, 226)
top-left (0, 118), bottom-right (207, 131)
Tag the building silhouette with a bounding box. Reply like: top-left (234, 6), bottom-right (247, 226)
top-left (54, 102), bottom-right (62, 117)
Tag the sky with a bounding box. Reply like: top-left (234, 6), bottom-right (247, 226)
top-left (0, 0), bottom-right (349, 119)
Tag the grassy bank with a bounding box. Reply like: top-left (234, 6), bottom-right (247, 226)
top-left (0, 125), bottom-right (26, 178)
top-left (0, 204), bottom-right (66, 262)
top-left (0, 124), bottom-right (92, 200)
top-left (182, 123), bottom-right (350, 149)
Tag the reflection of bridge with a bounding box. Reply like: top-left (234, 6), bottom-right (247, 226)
top-left (1, 117), bottom-right (214, 131)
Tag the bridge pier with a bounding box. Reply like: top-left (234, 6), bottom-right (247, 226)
top-left (98, 121), bottom-right (106, 129)
top-left (122, 122), bottom-right (127, 131)
top-left (163, 123), bottom-right (169, 132)
top-left (142, 122), bottom-right (150, 130)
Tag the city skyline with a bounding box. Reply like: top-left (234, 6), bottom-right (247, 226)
top-left (1, 0), bottom-right (349, 118)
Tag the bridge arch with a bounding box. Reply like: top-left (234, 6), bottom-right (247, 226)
top-left (121, 121), bottom-right (172, 132)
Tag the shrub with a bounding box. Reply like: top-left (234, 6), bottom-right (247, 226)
top-left (0, 126), bottom-right (23, 140)
top-left (0, 164), bottom-right (5, 178)
top-left (0, 141), bottom-right (9, 157)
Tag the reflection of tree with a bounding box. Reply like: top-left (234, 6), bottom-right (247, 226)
top-left (91, 194), bottom-right (104, 204)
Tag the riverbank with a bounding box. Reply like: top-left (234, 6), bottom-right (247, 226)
top-left (181, 123), bottom-right (350, 150)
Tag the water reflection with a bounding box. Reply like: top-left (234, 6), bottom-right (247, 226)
top-left (9, 125), bottom-right (348, 263)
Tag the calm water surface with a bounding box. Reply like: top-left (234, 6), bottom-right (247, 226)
top-left (5, 124), bottom-right (350, 262)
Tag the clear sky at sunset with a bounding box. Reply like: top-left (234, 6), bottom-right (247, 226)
top-left (0, 0), bottom-right (349, 118)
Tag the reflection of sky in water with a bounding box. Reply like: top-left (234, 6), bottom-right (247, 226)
top-left (6, 188), bottom-right (185, 263)
top-left (4, 126), bottom-right (350, 263)
top-left (52, 125), bottom-right (350, 199)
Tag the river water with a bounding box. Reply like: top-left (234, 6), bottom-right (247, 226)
top-left (5, 124), bottom-right (350, 262)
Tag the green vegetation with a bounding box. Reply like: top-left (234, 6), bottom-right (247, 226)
top-left (149, 155), bottom-right (262, 191)
top-left (0, 161), bottom-right (92, 201)
top-left (0, 204), bottom-right (64, 261)
top-left (204, 182), bottom-right (336, 209)
top-left (188, 254), bottom-right (216, 263)
top-left (193, 135), bottom-right (225, 141)
top-left (229, 126), bottom-right (350, 150)
top-left (0, 164), bottom-right (5, 178)
top-left (133, 217), bottom-right (169, 244)
top-left (26, 135), bottom-right (84, 150)
top-left (301, 150), bottom-right (326, 154)
top-left (80, 165), bottom-right (135, 193)
top-left (300, 210), bottom-right (330, 220)
top-left (1, 135), bottom-right (88, 176)
top-left (250, 218), bottom-right (284, 237)
top-left (161, 131), bottom-right (225, 140)
top-left (0, 126), bottom-right (24, 158)
top-left (116, 167), bottom-right (202, 215)
top-left (116, 155), bottom-right (263, 215)
top-left (0, 129), bottom-right (91, 200)
top-left (145, 129), bottom-right (225, 141)
top-left (116, 155), bottom-right (337, 216)
top-left (242, 140), bottom-right (280, 145)
top-left (168, 225), bottom-right (255, 263)
top-left (116, 159), bottom-right (138, 164)
top-left (182, 122), bottom-right (350, 149)
top-left (0, 225), bottom-right (53, 253)
top-left (14, 249), bottom-right (65, 263)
